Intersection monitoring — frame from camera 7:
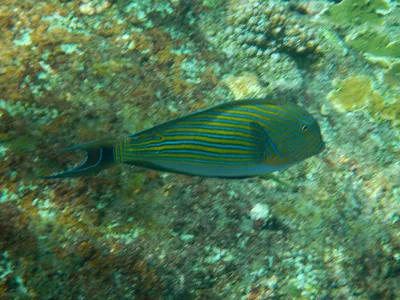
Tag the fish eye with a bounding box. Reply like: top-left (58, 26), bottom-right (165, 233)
top-left (301, 124), bottom-right (308, 131)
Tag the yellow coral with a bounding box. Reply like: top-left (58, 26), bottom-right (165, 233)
top-left (328, 76), bottom-right (384, 112)
top-left (222, 72), bottom-right (267, 100)
top-left (328, 75), bottom-right (399, 128)
top-left (380, 96), bottom-right (400, 128)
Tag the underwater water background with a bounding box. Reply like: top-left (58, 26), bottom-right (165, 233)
top-left (0, 0), bottom-right (399, 299)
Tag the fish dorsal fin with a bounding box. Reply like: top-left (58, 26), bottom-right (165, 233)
top-left (128, 98), bottom-right (284, 138)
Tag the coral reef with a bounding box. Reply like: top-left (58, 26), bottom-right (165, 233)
top-left (0, 0), bottom-right (399, 299)
top-left (200, 0), bottom-right (332, 97)
top-left (221, 0), bottom-right (323, 57)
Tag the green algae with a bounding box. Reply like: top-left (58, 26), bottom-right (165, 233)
top-left (384, 62), bottom-right (400, 88)
top-left (345, 28), bottom-right (400, 58)
top-left (380, 96), bottom-right (400, 128)
top-left (4, 137), bottom-right (36, 154)
top-left (202, 0), bottom-right (225, 9)
top-left (288, 285), bottom-right (302, 298)
top-left (126, 173), bottom-right (146, 190)
top-left (324, 0), bottom-right (399, 60)
top-left (324, 0), bottom-right (391, 26)
top-left (92, 59), bottom-right (132, 78)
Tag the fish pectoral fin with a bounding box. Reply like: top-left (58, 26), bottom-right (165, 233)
top-left (249, 122), bottom-right (282, 160)
top-left (43, 145), bottom-right (116, 179)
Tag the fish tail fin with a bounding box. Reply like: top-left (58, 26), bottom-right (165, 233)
top-left (43, 140), bottom-right (118, 179)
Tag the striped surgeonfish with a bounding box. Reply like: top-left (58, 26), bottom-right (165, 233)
top-left (44, 99), bottom-right (325, 179)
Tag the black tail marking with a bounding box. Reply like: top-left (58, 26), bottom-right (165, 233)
top-left (43, 146), bottom-right (115, 179)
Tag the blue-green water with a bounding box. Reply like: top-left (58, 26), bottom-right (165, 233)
top-left (0, 0), bottom-right (399, 299)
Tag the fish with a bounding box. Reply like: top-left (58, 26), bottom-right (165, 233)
top-left (43, 98), bottom-right (325, 179)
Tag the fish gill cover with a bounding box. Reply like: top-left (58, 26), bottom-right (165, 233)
top-left (0, 0), bottom-right (399, 299)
